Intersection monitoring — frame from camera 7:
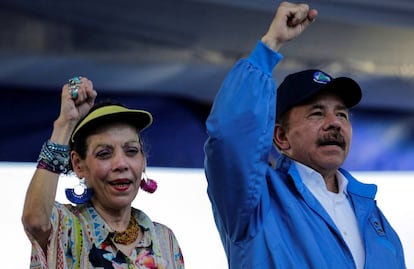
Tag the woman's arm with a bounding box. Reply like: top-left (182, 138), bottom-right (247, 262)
top-left (21, 77), bottom-right (96, 252)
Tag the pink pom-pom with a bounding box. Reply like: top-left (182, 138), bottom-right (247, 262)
top-left (140, 178), bottom-right (158, 193)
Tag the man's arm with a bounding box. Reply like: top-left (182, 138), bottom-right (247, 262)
top-left (204, 2), bottom-right (317, 241)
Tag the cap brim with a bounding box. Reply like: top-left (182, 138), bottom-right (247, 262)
top-left (70, 105), bottom-right (153, 143)
top-left (327, 77), bottom-right (362, 108)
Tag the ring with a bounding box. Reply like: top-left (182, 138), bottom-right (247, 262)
top-left (68, 76), bottom-right (81, 100)
top-left (70, 86), bottom-right (79, 100)
top-left (68, 76), bottom-right (82, 86)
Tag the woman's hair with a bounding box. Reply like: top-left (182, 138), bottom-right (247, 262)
top-left (68, 100), bottom-right (146, 169)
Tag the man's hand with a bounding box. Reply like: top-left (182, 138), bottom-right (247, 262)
top-left (261, 2), bottom-right (318, 51)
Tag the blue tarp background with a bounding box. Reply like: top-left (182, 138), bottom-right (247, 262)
top-left (2, 87), bottom-right (414, 170)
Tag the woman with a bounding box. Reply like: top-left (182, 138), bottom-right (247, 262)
top-left (22, 76), bottom-right (184, 268)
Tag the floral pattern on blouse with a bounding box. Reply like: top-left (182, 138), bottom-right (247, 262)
top-left (25, 202), bottom-right (184, 269)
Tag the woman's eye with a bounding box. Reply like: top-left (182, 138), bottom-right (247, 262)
top-left (96, 151), bottom-right (111, 158)
top-left (126, 147), bottom-right (140, 155)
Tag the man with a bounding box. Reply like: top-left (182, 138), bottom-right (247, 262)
top-left (204, 2), bottom-right (406, 268)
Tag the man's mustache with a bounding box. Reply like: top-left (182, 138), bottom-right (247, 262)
top-left (317, 131), bottom-right (346, 149)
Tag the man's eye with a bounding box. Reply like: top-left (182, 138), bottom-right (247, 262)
top-left (310, 111), bottom-right (323, 116)
top-left (338, 112), bottom-right (349, 119)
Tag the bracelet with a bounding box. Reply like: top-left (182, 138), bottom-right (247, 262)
top-left (36, 140), bottom-right (71, 174)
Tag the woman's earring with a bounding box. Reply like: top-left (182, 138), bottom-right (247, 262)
top-left (140, 172), bottom-right (157, 193)
top-left (65, 178), bottom-right (94, 204)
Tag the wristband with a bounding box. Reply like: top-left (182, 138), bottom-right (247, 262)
top-left (36, 140), bottom-right (70, 174)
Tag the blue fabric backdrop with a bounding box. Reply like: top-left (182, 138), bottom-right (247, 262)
top-left (2, 87), bottom-right (414, 170)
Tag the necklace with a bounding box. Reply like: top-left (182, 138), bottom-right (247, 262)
top-left (113, 216), bottom-right (140, 245)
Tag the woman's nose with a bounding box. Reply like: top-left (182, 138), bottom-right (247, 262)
top-left (112, 152), bottom-right (128, 171)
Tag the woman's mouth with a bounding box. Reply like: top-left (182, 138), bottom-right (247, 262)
top-left (109, 179), bottom-right (133, 191)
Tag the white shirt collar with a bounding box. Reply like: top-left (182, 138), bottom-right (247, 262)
top-left (293, 160), bottom-right (348, 196)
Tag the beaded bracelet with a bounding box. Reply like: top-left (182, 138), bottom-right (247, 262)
top-left (36, 140), bottom-right (71, 174)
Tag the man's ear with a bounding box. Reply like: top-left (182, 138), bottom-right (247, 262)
top-left (273, 124), bottom-right (290, 150)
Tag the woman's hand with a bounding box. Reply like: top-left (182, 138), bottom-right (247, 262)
top-left (52, 76), bottom-right (97, 144)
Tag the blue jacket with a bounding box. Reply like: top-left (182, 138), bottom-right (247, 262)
top-left (204, 41), bottom-right (406, 269)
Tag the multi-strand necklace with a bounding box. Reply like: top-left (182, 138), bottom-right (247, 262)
top-left (112, 216), bottom-right (140, 245)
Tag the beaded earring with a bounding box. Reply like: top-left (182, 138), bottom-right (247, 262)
top-left (65, 178), bottom-right (94, 204)
top-left (140, 172), bottom-right (157, 193)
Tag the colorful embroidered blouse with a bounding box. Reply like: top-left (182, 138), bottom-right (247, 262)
top-left (26, 202), bottom-right (184, 269)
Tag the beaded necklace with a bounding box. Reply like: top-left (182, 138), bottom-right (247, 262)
top-left (112, 216), bottom-right (140, 245)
